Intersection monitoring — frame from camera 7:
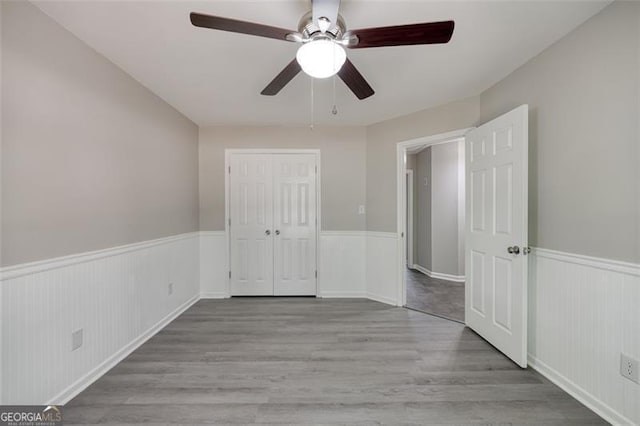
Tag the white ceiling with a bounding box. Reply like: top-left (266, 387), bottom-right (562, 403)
top-left (33, 0), bottom-right (609, 126)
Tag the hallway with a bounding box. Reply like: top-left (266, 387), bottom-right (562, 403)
top-left (405, 268), bottom-right (465, 322)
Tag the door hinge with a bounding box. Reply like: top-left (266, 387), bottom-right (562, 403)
top-left (228, 218), bottom-right (231, 227)
top-left (315, 166), bottom-right (317, 174)
top-left (229, 270), bottom-right (231, 279)
top-left (228, 166), bottom-right (231, 174)
top-left (315, 270), bottom-right (318, 278)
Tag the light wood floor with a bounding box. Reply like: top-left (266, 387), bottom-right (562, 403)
top-left (65, 298), bottom-right (605, 425)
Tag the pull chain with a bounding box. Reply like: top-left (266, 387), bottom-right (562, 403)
top-left (332, 75), bottom-right (338, 115)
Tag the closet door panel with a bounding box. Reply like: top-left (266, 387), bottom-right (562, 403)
top-left (229, 154), bottom-right (274, 295)
top-left (273, 154), bottom-right (317, 295)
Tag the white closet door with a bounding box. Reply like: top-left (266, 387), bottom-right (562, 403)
top-left (229, 154), bottom-right (274, 296)
top-left (465, 105), bottom-right (529, 367)
top-left (272, 154), bottom-right (317, 296)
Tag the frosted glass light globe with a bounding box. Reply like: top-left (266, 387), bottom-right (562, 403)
top-left (296, 39), bottom-right (347, 79)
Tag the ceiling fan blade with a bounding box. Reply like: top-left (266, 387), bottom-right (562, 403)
top-left (347, 20), bottom-right (455, 49)
top-left (261, 59), bottom-right (302, 96)
top-left (312, 0), bottom-right (340, 29)
top-left (337, 59), bottom-right (374, 100)
top-left (190, 12), bottom-right (296, 42)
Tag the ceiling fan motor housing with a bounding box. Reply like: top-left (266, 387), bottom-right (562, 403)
top-left (298, 11), bottom-right (346, 40)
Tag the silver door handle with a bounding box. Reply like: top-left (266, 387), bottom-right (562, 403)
top-left (523, 246), bottom-right (531, 255)
top-left (507, 246), bottom-right (520, 255)
top-left (275, 230), bottom-right (280, 235)
top-left (265, 230), bottom-right (271, 236)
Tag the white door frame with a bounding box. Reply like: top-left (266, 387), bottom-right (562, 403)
top-left (395, 128), bottom-right (474, 306)
top-left (405, 169), bottom-right (414, 268)
top-left (224, 149), bottom-right (321, 297)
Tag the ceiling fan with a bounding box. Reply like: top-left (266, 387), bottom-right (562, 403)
top-left (190, 0), bottom-right (454, 100)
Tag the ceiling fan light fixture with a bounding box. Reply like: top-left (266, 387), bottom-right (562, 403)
top-left (296, 39), bottom-right (346, 79)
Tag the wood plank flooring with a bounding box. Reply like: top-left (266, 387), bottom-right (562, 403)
top-left (64, 298), bottom-right (605, 425)
top-left (406, 268), bottom-right (465, 322)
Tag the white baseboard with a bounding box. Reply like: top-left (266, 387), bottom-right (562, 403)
top-left (49, 295), bottom-right (199, 405)
top-left (200, 292), bottom-right (228, 299)
top-left (366, 292), bottom-right (397, 306)
top-left (413, 264), bottom-right (465, 283)
top-left (320, 291), bottom-right (367, 298)
top-left (528, 355), bottom-right (633, 426)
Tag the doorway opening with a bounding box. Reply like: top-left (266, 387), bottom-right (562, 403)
top-left (396, 106), bottom-right (529, 367)
top-left (395, 129), bottom-right (471, 323)
top-left (403, 136), bottom-right (466, 322)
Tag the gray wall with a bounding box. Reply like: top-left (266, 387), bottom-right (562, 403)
top-left (480, 1), bottom-right (639, 263)
top-left (1, 1), bottom-right (199, 266)
top-left (365, 97), bottom-right (480, 232)
top-left (413, 142), bottom-right (464, 276)
top-left (367, 1), bottom-right (639, 263)
top-left (430, 142), bottom-right (463, 276)
top-left (415, 148), bottom-right (432, 271)
top-left (199, 126), bottom-right (367, 231)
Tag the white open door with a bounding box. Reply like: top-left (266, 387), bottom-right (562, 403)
top-left (465, 105), bottom-right (529, 367)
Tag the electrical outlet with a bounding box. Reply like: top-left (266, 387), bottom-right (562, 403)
top-left (358, 205), bottom-right (366, 215)
top-left (71, 329), bottom-right (83, 351)
top-left (168, 283), bottom-right (173, 295)
top-left (620, 353), bottom-right (639, 384)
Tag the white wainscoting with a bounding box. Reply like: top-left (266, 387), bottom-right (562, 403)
top-left (199, 231), bottom-right (227, 298)
top-left (199, 231), bottom-right (369, 298)
top-left (4, 228), bottom-right (636, 426)
top-left (412, 264), bottom-right (465, 283)
top-left (366, 232), bottom-right (400, 306)
top-left (318, 231), bottom-right (366, 298)
top-left (0, 233), bottom-right (200, 405)
top-left (529, 248), bottom-right (640, 425)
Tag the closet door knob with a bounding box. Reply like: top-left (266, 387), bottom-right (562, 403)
top-left (275, 230), bottom-right (280, 235)
top-left (265, 230), bottom-right (271, 236)
top-left (507, 246), bottom-right (520, 255)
